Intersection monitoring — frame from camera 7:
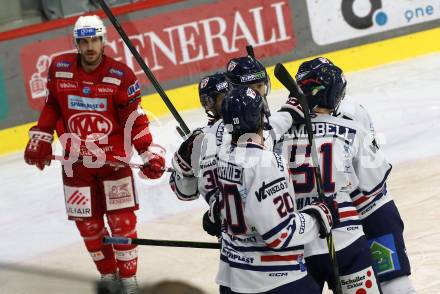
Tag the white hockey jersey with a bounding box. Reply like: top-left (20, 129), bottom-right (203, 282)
top-left (215, 142), bottom-right (320, 293)
top-left (338, 101), bottom-right (393, 219)
top-left (275, 113), bottom-right (392, 256)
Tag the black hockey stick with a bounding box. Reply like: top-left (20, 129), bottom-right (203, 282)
top-left (246, 45), bottom-right (255, 58)
top-left (95, 0), bottom-right (190, 137)
top-left (274, 63), bottom-right (343, 294)
top-left (104, 236), bottom-right (220, 249)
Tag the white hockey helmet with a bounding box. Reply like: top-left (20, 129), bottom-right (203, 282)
top-left (73, 15), bottom-right (107, 45)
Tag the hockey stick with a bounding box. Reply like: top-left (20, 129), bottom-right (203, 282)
top-left (274, 63), bottom-right (343, 294)
top-left (95, 0), bottom-right (190, 137)
top-left (51, 155), bottom-right (174, 172)
top-left (104, 236), bottom-right (220, 249)
top-left (246, 45), bottom-right (255, 58)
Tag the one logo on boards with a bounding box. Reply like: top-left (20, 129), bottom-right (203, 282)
top-left (341, 0), bottom-right (387, 29)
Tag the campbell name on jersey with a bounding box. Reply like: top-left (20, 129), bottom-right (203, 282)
top-left (275, 113), bottom-right (391, 254)
top-left (216, 143), bottom-right (320, 293)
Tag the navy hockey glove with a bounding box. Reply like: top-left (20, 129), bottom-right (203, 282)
top-left (172, 128), bottom-right (203, 176)
top-left (301, 198), bottom-right (338, 239)
top-left (279, 96), bottom-right (305, 124)
top-left (202, 196), bottom-right (221, 238)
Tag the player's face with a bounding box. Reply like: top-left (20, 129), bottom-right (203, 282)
top-left (214, 93), bottom-right (225, 117)
top-left (249, 82), bottom-right (267, 98)
top-left (77, 37), bottom-right (104, 66)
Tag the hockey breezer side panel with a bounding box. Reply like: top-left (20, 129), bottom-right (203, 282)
top-left (274, 63), bottom-right (343, 294)
top-left (95, 0), bottom-right (190, 137)
top-left (104, 236), bottom-right (220, 249)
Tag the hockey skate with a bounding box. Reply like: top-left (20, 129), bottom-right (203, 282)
top-left (98, 273), bottom-right (122, 294)
top-left (121, 276), bottom-right (139, 294)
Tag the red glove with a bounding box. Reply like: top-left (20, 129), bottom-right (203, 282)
top-left (138, 145), bottom-right (166, 179)
top-left (24, 126), bottom-right (54, 170)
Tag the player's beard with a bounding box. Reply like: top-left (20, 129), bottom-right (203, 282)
top-left (81, 48), bottom-right (103, 67)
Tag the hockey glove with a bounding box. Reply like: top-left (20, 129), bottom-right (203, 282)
top-left (24, 126), bottom-right (53, 170)
top-left (172, 128), bottom-right (203, 176)
top-left (279, 96), bottom-right (305, 124)
top-left (301, 199), bottom-right (337, 239)
top-left (139, 145), bottom-right (166, 179)
top-left (202, 196), bottom-right (221, 238)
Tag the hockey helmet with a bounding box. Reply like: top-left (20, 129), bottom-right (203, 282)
top-left (199, 72), bottom-right (229, 119)
top-left (73, 15), bottom-right (107, 45)
top-left (296, 58), bottom-right (346, 112)
top-left (226, 56), bottom-right (270, 97)
top-left (222, 86), bottom-right (269, 136)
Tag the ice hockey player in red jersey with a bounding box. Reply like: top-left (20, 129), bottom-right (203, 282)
top-left (23, 15), bottom-right (165, 293)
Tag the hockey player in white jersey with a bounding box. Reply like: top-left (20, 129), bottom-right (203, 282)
top-left (275, 60), bottom-right (385, 293)
top-left (170, 57), bottom-right (308, 237)
top-left (216, 86), bottom-right (335, 294)
top-left (302, 57), bottom-right (415, 294)
top-left (169, 72), bottom-right (229, 206)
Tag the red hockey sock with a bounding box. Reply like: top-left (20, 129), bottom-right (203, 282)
top-left (108, 212), bottom-right (138, 278)
top-left (76, 218), bottom-right (117, 275)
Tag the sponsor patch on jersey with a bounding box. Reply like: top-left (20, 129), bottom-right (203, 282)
top-left (103, 177), bottom-right (135, 211)
top-left (57, 80), bottom-right (78, 91)
top-left (368, 234), bottom-right (401, 275)
top-left (96, 85), bottom-right (116, 95)
top-left (56, 61), bottom-right (70, 68)
top-left (109, 68), bottom-right (124, 77)
top-left (64, 186), bottom-right (92, 218)
top-left (55, 71), bottom-right (74, 79)
top-left (67, 112), bottom-right (113, 142)
top-left (127, 80), bottom-right (140, 97)
top-left (68, 95), bottom-right (107, 112)
top-left (102, 76), bottom-right (121, 86)
top-left (255, 177), bottom-right (288, 202)
top-left (217, 160), bottom-right (243, 184)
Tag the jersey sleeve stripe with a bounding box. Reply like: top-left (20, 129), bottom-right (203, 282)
top-left (350, 165), bottom-right (392, 198)
top-left (261, 215), bottom-right (294, 241)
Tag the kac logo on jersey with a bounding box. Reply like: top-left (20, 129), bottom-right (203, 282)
top-left (127, 80), bottom-right (140, 97)
top-left (68, 95), bottom-right (107, 112)
top-left (68, 112), bottom-right (113, 142)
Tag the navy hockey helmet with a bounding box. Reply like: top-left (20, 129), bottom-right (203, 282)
top-left (296, 58), bottom-right (346, 112)
top-left (198, 72), bottom-right (229, 119)
top-left (222, 86), bottom-right (268, 136)
top-left (226, 56), bottom-right (270, 97)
